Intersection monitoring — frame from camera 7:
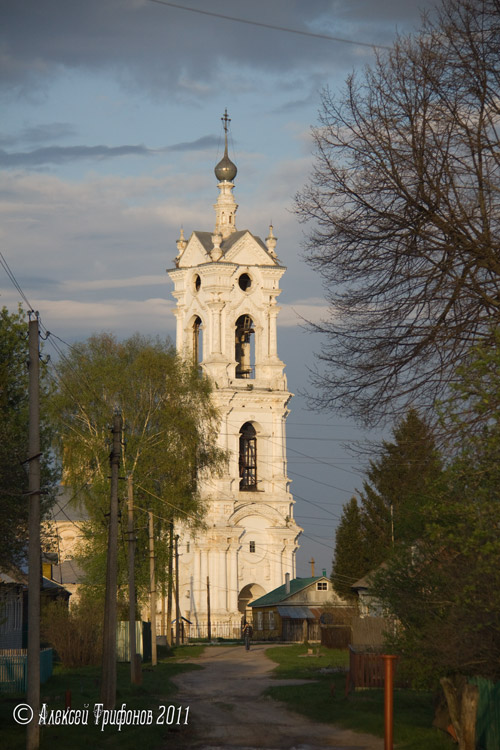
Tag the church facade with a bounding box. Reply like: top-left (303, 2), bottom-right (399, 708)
top-left (168, 113), bottom-right (301, 635)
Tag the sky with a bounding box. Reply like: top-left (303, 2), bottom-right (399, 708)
top-left (1, 0), bottom-right (437, 578)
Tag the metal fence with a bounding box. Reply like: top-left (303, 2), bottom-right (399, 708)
top-left (187, 622), bottom-right (242, 640)
top-left (0, 648), bottom-right (53, 693)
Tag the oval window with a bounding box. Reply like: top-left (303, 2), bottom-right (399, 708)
top-left (194, 274), bottom-right (201, 292)
top-left (238, 273), bottom-right (251, 292)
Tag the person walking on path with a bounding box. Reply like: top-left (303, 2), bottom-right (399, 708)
top-left (242, 621), bottom-right (253, 650)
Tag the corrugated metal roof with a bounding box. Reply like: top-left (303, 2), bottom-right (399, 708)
top-left (277, 606), bottom-right (314, 620)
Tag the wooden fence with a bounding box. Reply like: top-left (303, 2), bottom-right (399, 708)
top-left (321, 625), bottom-right (351, 649)
top-left (346, 646), bottom-right (385, 693)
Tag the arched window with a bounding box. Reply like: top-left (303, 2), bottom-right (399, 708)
top-left (239, 422), bottom-right (257, 490)
top-left (235, 315), bottom-right (254, 378)
top-left (193, 316), bottom-right (203, 364)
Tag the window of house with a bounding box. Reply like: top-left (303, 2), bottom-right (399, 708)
top-left (317, 581), bottom-right (328, 591)
top-left (268, 610), bottom-right (275, 630)
top-left (239, 422), bottom-right (257, 490)
top-left (257, 611), bottom-right (263, 630)
top-left (249, 541), bottom-right (255, 553)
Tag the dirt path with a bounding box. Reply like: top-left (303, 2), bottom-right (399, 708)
top-left (167, 644), bottom-right (384, 750)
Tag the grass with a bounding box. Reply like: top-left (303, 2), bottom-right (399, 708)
top-left (265, 645), bottom-right (455, 750)
top-left (0, 644), bottom-right (204, 750)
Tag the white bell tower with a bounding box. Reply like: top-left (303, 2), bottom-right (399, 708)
top-left (168, 111), bottom-right (301, 634)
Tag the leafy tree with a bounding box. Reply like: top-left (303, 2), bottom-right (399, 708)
top-left (359, 409), bottom-right (443, 570)
top-left (0, 306), bottom-right (58, 569)
top-left (331, 497), bottom-right (365, 600)
top-left (49, 332), bottom-right (225, 603)
top-left (296, 0), bottom-right (500, 424)
top-left (372, 338), bottom-right (500, 749)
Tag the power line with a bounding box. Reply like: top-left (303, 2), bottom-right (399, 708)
top-left (146, 0), bottom-right (391, 51)
top-left (0, 251), bottom-right (34, 312)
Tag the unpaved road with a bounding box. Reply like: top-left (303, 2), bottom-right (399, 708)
top-left (167, 644), bottom-right (384, 750)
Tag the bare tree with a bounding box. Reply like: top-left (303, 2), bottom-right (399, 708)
top-left (296, 0), bottom-right (500, 425)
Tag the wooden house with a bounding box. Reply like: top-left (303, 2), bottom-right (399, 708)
top-left (249, 573), bottom-right (345, 641)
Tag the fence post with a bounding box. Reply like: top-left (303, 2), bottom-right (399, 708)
top-left (382, 654), bottom-right (398, 750)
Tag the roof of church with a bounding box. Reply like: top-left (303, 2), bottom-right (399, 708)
top-left (51, 559), bottom-right (85, 586)
top-left (52, 487), bottom-right (89, 522)
top-left (249, 575), bottom-right (329, 608)
top-left (192, 229), bottom-right (269, 257)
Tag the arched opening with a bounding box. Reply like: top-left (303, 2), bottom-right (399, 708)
top-left (235, 314), bottom-right (254, 378)
top-left (238, 583), bottom-right (266, 615)
top-left (239, 422), bottom-right (257, 491)
top-left (193, 316), bottom-right (203, 364)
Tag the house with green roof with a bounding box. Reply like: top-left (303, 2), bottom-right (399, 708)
top-left (249, 572), bottom-right (345, 641)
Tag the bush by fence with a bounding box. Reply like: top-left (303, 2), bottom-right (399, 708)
top-left (41, 598), bottom-right (103, 666)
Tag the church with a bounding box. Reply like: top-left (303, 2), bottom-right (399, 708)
top-left (169, 112), bottom-right (302, 636)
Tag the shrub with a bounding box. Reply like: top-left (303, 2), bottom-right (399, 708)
top-left (41, 596), bottom-right (103, 667)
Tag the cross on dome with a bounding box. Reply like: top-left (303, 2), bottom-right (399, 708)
top-left (214, 109), bottom-right (237, 183)
top-left (214, 109), bottom-right (238, 238)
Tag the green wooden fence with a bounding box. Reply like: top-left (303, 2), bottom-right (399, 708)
top-left (470, 677), bottom-right (500, 750)
top-left (0, 648), bottom-right (53, 693)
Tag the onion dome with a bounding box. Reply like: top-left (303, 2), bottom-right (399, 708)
top-left (215, 109), bottom-right (237, 182)
top-left (215, 151), bottom-right (237, 182)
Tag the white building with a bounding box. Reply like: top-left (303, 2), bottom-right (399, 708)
top-left (168, 112), bottom-right (301, 635)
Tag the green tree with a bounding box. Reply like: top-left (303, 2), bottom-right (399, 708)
top-left (0, 306), bottom-right (58, 569)
top-left (359, 409), bottom-right (443, 571)
top-left (331, 497), bottom-right (365, 600)
top-left (49, 332), bottom-right (225, 602)
top-left (372, 338), bottom-right (500, 749)
top-left (296, 0), bottom-right (500, 424)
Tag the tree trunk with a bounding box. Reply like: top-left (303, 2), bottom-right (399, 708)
top-left (440, 676), bottom-right (479, 750)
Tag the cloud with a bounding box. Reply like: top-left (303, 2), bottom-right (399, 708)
top-left (1, 0), bottom-right (430, 98)
top-left (61, 275), bottom-right (167, 291)
top-left (0, 135), bottom-right (219, 168)
top-left (0, 122), bottom-right (77, 148)
top-left (278, 298), bottom-right (330, 327)
top-left (0, 286), bottom-right (176, 338)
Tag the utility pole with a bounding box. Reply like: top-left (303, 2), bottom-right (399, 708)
top-left (127, 475), bottom-right (140, 684)
top-left (167, 520), bottom-right (173, 646)
top-left (175, 535), bottom-right (180, 645)
top-left (207, 576), bottom-right (211, 642)
top-left (161, 584), bottom-right (166, 637)
top-left (100, 410), bottom-right (122, 709)
top-left (149, 511), bottom-right (157, 666)
top-left (27, 313), bottom-right (40, 750)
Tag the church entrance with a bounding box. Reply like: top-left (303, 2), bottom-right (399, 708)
top-left (238, 583), bottom-right (265, 622)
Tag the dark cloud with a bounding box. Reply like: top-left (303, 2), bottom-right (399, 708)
top-left (0, 123), bottom-right (77, 148)
top-left (0, 134), bottom-right (219, 167)
top-left (0, 144), bottom-right (155, 168)
top-left (1, 0), bottom-right (432, 97)
top-left (168, 135), bottom-right (218, 152)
